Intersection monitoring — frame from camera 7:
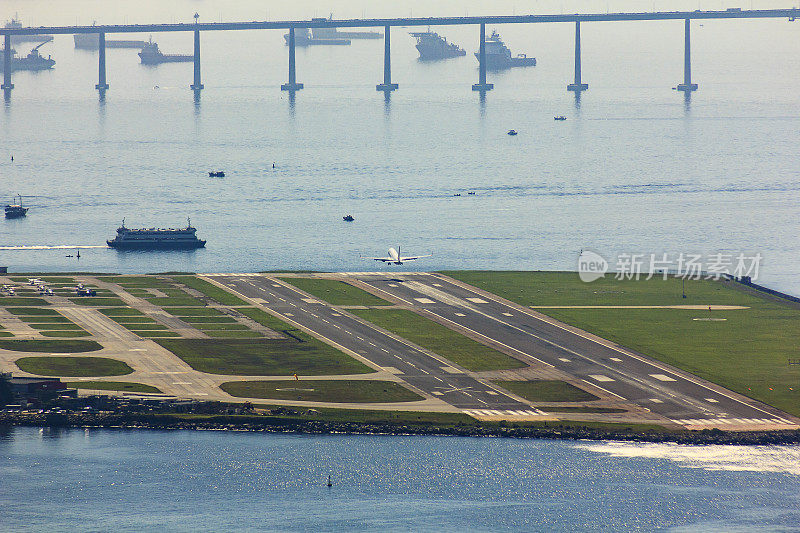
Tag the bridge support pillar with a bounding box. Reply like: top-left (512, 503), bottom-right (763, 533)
top-left (676, 19), bottom-right (698, 92)
top-left (567, 21), bottom-right (588, 92)
top-left (2, 35), bottom-right (13, 91)
top-left (190, 29), bottom-right (203, 90)
top-left (95, 32), bottom-right (109, 91)
top-left (376, 25), bottom-right (398, 92)
top-left (472, 23), bottom-right (493, 91)
top-left (281, 27), bottom-right (304, 91)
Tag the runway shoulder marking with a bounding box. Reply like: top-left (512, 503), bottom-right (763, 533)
top-left (414, 298), bottom-right (436, 304)
top-left (463, 409), bottom-right (550, 418)
top-left (650, 373), bottom-right (677, 382)
top-left (671, 418), bottom-right (799, 429)
top-left (466, 297), bottom-right (488, 304)
top-left (589, 374), bottom-right (614, 382)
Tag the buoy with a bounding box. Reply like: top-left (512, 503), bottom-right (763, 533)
top-left (327, 475), bottom-right (332, 488)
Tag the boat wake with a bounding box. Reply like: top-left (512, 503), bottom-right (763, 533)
top-left (0, 245), bottom-right (108, 250)
top-left (576, 441), bottom-right (800, 475)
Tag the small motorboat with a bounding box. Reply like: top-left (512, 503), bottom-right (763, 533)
top-left (554, 116), bottom-right (567, 121)
top-left (208, 171), bottom-right (225, 177)
top-left (4, 195), bottom-right (28, 219)
top-left (507, 129), bottom-right (518, 135)
top-left (342, 214), bottom-right (355, 222)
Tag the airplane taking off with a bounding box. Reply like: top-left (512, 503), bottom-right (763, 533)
top-left (365, 246), bottom-right (431, 265)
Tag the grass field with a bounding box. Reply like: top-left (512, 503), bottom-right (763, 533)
top-left (98, 308), bottom-right (146, 317)
top-left (155, 335), bottom-right (374, 376)
top-left (445, 271), bottom-right (800, 417)
top-left (68, 297), bottom-right (127, 307)
top-left (220, 379), bottom-right (422, 403)
top-left (0, 339), bottom-right (102, 352)
top-left (6, 307), bottom-right (59, 316)
top-left (0, 297), bottom-right (49, 306)
top-left (181, 316), bottom-right (238, 323)
top-left (493, 380), bottom-right (600, 402)
top-left (66, 381), bottom-right (162, 393)
top-left (350, 308), bottom-right (526, 372)
top-left (100, 276), bottom-right (172, 288)
top-left (279, 278), bottom-right (391, 307)
top-left (15, 356), bottom-right (133, 376)
top-left (40, 331), bottom-right (93, 337)
top-left (171, 276), bottom-right (249, 306)
top-left (201, 330), bottom-right (263, 338)
top-left (163, 307), bottom-right (229, 317)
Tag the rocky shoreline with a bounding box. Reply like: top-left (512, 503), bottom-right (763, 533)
top-left (3, 412), bottom-right (800, 445)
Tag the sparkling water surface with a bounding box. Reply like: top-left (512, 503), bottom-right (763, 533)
top-left (1, 427), bottom-right (799, 532)
top-left (0, 0), bottom-right (798, 293)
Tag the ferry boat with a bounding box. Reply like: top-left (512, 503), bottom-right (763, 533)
top-left (107, 219), bottom-right (206, 250)
top-left (311, 17), bottom-right (382, 39)
top-left (410, 30), bottom-right (466, 60)
top-left (4, 15), bottom-right (53, 45)
top-left (285, 28), bottom-right (350, 46)
top-left (4, 195), bottom-right (28, 219)
top-left (0, 43), bottom-right (55, 72)
top-left (475, 31), bottom-right (536, 70)
top-left (138, 40), bottom-right (193, 65)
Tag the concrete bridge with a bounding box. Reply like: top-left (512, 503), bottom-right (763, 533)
top-left (2, 8), bottom-right (798, 97)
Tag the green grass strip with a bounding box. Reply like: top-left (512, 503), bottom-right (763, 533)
top-left (279, 278), bottom-right (391, 306)
top-left (221, 379), bottom-right (422, 403)
top-left (68, 297), bottom-right (127, 307)
top-left (351, 308), bottom-right (526, 372)
top-left (66, 381), bottom-right (162, 393)
top-left (171, 276), bottom-right (249, 306)
top-left (15, 356), bottom-right (132, 376)
top-left (0, 339), bottom-right (102, 352)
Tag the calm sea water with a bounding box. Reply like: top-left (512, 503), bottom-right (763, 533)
top-left (0, 0), bottom-right (798, 293)
top-left (1, 427), bottom-right (799, 532)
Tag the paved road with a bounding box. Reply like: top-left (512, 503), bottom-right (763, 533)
top-left (340, 272), bottom-right (797, 430)
top-left (206, 275), bottom-right (550, 419)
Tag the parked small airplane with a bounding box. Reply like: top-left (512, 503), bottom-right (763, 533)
top-left (364, 246), bottom-right (431, 265)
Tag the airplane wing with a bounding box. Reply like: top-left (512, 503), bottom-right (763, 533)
top-left (398, 254), bottom-right (432, 261)
top-left (363, 257), bottom-right (393, 262)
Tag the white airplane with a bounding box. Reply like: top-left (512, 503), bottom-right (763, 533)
top-left (364, 246), bottom-right (431, 265)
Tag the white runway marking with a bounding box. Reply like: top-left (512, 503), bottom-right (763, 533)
top-left (650, 398), bottom-right (664, 403)
top-left (466, 297), bottom-right (488, 304)
top-left (302, 298), bottom-right (321, 304)
top-left (414, 298), bottom-right (436, 304)
top-left (502, 312), bottom-right (513, 317)
top-left (650, 374), bottom-right (677, 382)
top-left (609, 357), bottom-right (622, 362)
top-left (284, 313), bottom-right (293, 317)
top-left (589, 374), bottom-right (615, 382)
top-left (705, 398), bottom-right (719, 403)
top-left (558, 358), bottom-right (571, 362)
top-left (454, 313), bottom-right (466, 317)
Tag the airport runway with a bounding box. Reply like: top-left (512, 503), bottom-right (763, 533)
top-left (207, 275), bottom-right (549, 419)
top-left (345, 272), bottom-right (797, 429)
top-left (209, 273), bottom-right (798, 428)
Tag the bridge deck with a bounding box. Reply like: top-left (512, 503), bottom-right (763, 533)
top-left (2, 9), bottom-right (798, 35)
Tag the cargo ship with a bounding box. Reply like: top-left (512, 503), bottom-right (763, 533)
top-left (4, 16), bottom-right (53, 45)
top-left (410, 30), bottom-right (466, 60)
top-left (138, 40), bottom-right (193, 64)
top-left (311, 17), bottom-right (382, 39)
top-left (0, 43), bottom-right (55, 72)
top-left (107, 219), bottom-right (206, 250)
top-left (74, 33), bottom-right (148, 50)
top-left (4, 195), bottom-right (28, 219)
top-left (284, 28), bottom-right (350, 46)
top-left (475, 31), bottom-right (536, 70)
